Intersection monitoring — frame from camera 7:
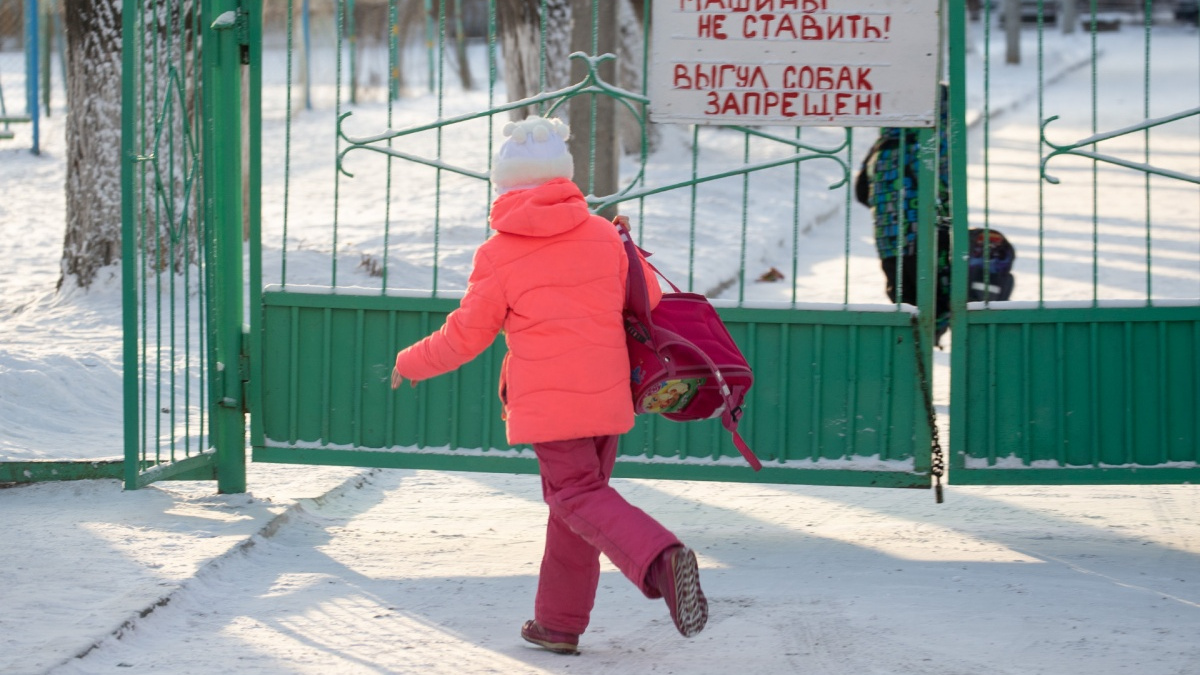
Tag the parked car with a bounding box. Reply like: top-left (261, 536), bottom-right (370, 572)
top-left (1177, 0), bottom-right (1199, 24)
top-left (998, 0), bottom-right (1059, 25)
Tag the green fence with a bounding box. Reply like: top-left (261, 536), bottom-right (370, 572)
top-left (946, 0), bottom-right (1200, 483)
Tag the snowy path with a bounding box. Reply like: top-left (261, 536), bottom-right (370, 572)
top-left (43, 471), bottom-right (1200, 675)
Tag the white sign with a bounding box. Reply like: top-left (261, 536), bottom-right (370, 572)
top-left (649, 0), bottom-right (943, 127)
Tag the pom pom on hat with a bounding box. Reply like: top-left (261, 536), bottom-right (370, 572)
top-left (491, 116), bottom-right (574, 193)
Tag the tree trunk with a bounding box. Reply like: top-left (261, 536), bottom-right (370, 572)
top-left (61, 0), bottom-right (123, 289)
top-left (450, 0), bottom-right (474, 90)
top-left (1062, 0), bottom-right (1078, 34)
top-left (62, 0), bottom-right (199, 288)
top-left (1005, 0), bottom-right (1022, 64)
top-left (496, 0), bottom-right (572, 119)
top-left (615, 0), bottom-right (656, 156)
top-left (496, 0), bottom-right (653, 154)
top-left (569, 0), bottom-right (616, 215)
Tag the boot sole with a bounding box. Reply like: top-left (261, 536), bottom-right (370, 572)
top-left (671, 547), bottom-right (709, 637)
top-left (522, 636), bottom-right (578, 655)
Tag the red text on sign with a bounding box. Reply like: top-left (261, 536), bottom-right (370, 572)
top-left (703, 90), bottom-right (883, 118)
top-left (781, 65), bottom-right (873, 90)
top-left (705, 90), bottom-right (800, 117)
top-left (698, 13), bottom-right (728, 38)
top-left (694, 12), bottom-right (892, 41)
top-left (679, 0), bottom-right (828, 12)
top-left (799, 14), bottom-right (890, 40)
top-left (673, 63), bottom-right (770, 90)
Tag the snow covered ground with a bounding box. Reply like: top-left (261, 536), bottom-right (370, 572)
top-left (8, 470), bottom-right (1200, 675)
top-left (1, 20), bottom-right (1199, 675)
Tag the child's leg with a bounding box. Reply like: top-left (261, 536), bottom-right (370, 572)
top-left (534, 505), bottom-right (602, 634)
top-left (533, 435), bottom-right (681, 632)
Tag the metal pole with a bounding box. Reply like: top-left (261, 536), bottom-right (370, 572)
top-left (41, 0), bottom-right (50, 116)
top-left (248, 0), bottom-right (265, 452)
top-left (203, 0), bottom-right (247, 493)
top-left (348, 0), bottom-right (357, 105)
top-left (947, 0), bottom-right (971, 478)
top-left (25, 0), bottom-right (40, 154)
top-left (302, 0), bottom-right (312, 110)
top-left (121, 0), bottom-right (139, 489)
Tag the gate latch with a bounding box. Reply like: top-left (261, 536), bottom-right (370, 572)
top-left (211, 9), bottom-right (250, 65)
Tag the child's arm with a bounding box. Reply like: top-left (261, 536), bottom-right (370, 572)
top-left (393, 250), bottom-right (507, 385)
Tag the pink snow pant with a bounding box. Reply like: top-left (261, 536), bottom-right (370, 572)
top-left (531, 435), bottom-right (682, 635)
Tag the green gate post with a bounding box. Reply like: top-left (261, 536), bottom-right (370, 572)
top-left (247, 0), bottom-right (265, 461)
top-left (120, 0), bottom-right (138, 490)
top-left (204, 0), bottom-right (247, 493)
top-left (947, 0), bottom-right (971, 482)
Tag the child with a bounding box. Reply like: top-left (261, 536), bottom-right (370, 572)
top-left (391, 115), bottom-right (708, 654)
top-left (856, 84), bottom-right (953, 345)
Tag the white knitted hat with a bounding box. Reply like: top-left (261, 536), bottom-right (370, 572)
top-left (491, 116), bottom-right (574, 193)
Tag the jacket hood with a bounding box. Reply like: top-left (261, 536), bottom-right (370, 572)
top-left (489, 178), bottom-right (591, 238)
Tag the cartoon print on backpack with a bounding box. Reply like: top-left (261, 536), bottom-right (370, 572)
top-left (641, 378), bottom-right (705, 415)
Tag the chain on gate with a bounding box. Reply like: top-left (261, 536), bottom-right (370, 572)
top-left (911, 317), bottom-right (946, 503)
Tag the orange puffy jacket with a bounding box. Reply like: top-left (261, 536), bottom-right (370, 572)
top-left (393, 178), bottom-right (660, 445)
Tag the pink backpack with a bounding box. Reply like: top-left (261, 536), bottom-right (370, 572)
top-left (616, 218), bottom-right (761, 471)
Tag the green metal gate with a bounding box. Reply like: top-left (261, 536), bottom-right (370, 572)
top-left (240, 0), bottom-right (941, 489)
top-left (121, 0), bottom-right (1200, 493)
top-left (121, 0), bottom-right (247, 491)
top-left (945, 0), bottom-right (1200, 483)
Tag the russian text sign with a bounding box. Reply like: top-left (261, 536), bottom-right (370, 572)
top-left (649, 0), bottom-right (942, 127)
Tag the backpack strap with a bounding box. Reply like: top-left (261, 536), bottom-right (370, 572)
top-left (731, 430), bottom-right (760, 472)
top-left (640, 257), bottom-right (682, 294)
top-left (615, 218), bottom-right (656, 329)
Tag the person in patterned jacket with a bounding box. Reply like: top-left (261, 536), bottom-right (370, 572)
top-left (856, 84), bottom-right (952, 344)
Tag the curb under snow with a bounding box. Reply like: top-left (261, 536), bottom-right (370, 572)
top-left (48, 468), bottom-right (383, 674)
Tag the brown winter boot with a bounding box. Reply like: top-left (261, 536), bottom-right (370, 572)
top-left (646, 545), bottom-right (708, 637)
top-left (521, 620), bottom-right (580, 654)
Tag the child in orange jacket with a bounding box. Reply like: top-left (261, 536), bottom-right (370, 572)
top-left (391, 116), bottom-right (707, 653)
